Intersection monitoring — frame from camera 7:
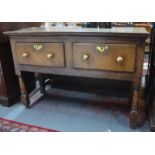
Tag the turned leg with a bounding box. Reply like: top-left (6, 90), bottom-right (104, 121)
top-left (130, 86), bottom-right (139, 128)
top-left (18, 75), bottom-right (30, 107)
top-left (137, 77), bottom-right (146, 126)
top-left (22, 72), bottom-right (36, 93)
top-left (137, 98), bottom-right (146, 126)
top-left (38, 73), bottom-right (46, 94)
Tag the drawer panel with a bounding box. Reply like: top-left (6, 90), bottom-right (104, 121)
top-left (73, 43), bottom-right (136, 72)
top-left (16, 43), bottom-right (65, 67)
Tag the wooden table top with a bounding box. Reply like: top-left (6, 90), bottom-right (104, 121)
top-left (4, 26), bottom-right (150, 37)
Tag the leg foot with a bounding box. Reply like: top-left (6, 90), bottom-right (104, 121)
top-left (21, 93), bottom-right (30, 107)
top-left (130, 109), bottom-right (138, 128)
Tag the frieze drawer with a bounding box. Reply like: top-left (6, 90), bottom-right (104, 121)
top-left (73, 43), bottom-right (136, 72)
top-left (16, 42), bottom-right (65, 67)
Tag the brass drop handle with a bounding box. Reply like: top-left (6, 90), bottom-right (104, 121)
top-left (33, 44), bottom-right (43, 51)
top-left (83, 54), bottom-right (89, 61)
top-left (22, 52), bottom-right (29, 58)
top-left (116, 56), bottom-right (124, 63)
top-left (46, 53), bottom-right (54, 59)
top-left (96, 45), bottom-right (109, 53)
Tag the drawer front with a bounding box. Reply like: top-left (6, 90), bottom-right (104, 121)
top-left (16, 43), bottom-right (65, 67)
top-left (73, 43), bottom-right (136, 72)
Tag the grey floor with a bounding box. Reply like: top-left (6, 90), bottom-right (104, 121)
top-left (0, 85), bottom-right (150, 132)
